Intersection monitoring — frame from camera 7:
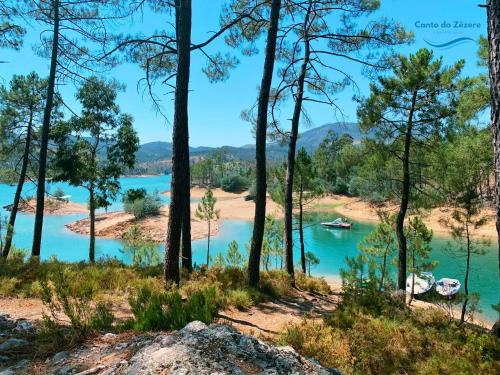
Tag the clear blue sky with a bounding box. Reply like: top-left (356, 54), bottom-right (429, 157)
top-left (0, 0), bottom-right (486, 147)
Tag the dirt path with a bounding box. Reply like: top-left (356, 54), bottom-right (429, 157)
top-left (218, 288), bottom-right (340, 338)
top-left (0, 285), bottom-right (340, 338)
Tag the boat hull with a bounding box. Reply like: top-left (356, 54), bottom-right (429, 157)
top-left (321, 223), bottom-right (352, 229)
top-left (406, 272), bottom-right (435, 295)
top-left (436, 278), bottom-right (461, 296)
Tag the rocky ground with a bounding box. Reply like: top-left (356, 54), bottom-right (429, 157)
top-left (0, 317), bottom-right (341, 375)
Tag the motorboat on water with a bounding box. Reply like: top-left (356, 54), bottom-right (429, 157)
top-left (406, 272), bottom-right (435, 294)
top-left (321, 218), bottom-right (352, 229)
top-left (436, 278), bottom-right (461, 296)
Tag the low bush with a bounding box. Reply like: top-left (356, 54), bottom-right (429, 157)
top-left (123, 188), bottom-right (147, 203)
top-left (295, 272), bottom-right (331, 294)
top-left (278, 284), bottom-right (500, 374)
top-left (37, 264), bottom-right (117, 355)
top-left (128, 285), bottom-right (219, 331)
top-left (221, 175), bottom-right (249, 193)
top-left (124, 191), bottom-right (161, 219)
top-left (224, 289), bottom-right (260, 309)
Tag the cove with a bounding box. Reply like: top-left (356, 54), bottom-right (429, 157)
top-left (0, 176), bottom-right (498, 323)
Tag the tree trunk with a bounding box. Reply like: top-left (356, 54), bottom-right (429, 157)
top-left (181, 189), bottom-right (192, 272)
top-left (487, 0), bottom-right (500, 276)
top-left (247, 0), bottom-right (281, 288)
top-left (89, 186), bottom-right (96, 263)
top-left (2, 112), bottom-right (33, 258)
top-left (299, 186), bottom-right (306, 274)
top-left (460, 221), bottom-right (472, 324)
top-left (206, 220), bottom-right (210, 266)
top-left (396, 91), bottom-right (417, 293)
top-left (379, 246), bottom-right (389, 292)
top-left (408, 248), bottom-right (415, 305)
top-left (164, 0), bottom-right (192, 285)
top-left (284, 2), bottom-right (312, 280)
top-left (31, 0), bottom-right (59, 258)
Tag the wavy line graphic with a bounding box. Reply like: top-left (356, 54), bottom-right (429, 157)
top-left (424, 37), bottom-right (476, 49)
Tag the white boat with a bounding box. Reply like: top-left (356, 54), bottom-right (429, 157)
top-left (436, 278), bottom-right (461, 296)
top-left (406, 272), bottom-right (435, 295)
top-left (321, 218), bottom-right (352, 229)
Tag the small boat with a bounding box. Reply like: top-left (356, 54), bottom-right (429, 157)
top-left (436, 278), bottom-right (461, 296)
top-left (321, 218), bottom-right (352, 229)
top-left (406, 272), bottom-right (435, 294)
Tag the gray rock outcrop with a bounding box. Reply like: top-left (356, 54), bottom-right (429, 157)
top-left (123, 321), bottom-right (340, 374)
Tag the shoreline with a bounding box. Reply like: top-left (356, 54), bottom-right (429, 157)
top-left (322, 274), bottom-right (494, 329)
top-left (4, 198), bottom-right (88, 216)
top-left (66, 189), bottom-right (282, 242)
top-left (317, 195), bottom-right (498, 239)
top-left (63, 190), bottom-right (499, 242)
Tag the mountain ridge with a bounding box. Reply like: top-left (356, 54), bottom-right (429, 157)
top-left (136, 122), bottom-right (359, 163)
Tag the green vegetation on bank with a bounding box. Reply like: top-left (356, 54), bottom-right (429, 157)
top-left (278, 277), bottom-right (499, 374)
top-left (0, 248), bottom-right (330, 354)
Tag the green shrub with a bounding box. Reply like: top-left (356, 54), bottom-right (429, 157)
top-left (122, 225), bottom-right (161, 268)
top-left (53, 187), bottom-right (66, 199)
top-left (90, 302), bottom-right (115, 331)
top-left (221, 175), bottom-right (249, 193)
top-left (123, 188), bottom-right (147, 203)
top-left (128, 285), bottom-right (219, 331)
top-left (279, 287), bottom-right (500, 375)
top-left (0, 277), bottom-right (19, 295)
top-left (40, 264), bottom-right (115, 334)
top-left (124, 191), bottom-right (161, 219)
top-left (295, 272), bottom-right (331, 294)
top-left (225, 289), bottom-right (260, 309)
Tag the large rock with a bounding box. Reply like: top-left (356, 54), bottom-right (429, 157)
top-left (123, 321), bottom-right (340, 375)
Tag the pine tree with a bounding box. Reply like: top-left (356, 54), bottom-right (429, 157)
top-left (358, 49), bottom-right (463, 295)
top-left (195, 188), bottom-right (220, 266)
top-left (0, 73), bottom-right (51, 257)
top-left (51, 77), bottom-right (139, 263)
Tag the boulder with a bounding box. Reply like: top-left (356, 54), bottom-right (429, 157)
top-left (123, 321), bottom-right (341, 374)
top-left (0, 338), bottom-right (29, 352)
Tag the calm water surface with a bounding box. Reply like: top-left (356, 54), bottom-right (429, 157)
top-left (0, 176), bottom-right (498, 322)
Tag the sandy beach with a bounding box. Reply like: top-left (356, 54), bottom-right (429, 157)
top-left (65, 189), bottom-right (498, 241)
top-left (316, 195), bottom-right (498, 239)
top-left (4, 198), bottom-right (88, 216)
top-left (67, 189), bottom-right (282, 242)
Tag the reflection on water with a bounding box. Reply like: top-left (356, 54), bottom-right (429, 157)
top-left (0, 176), bottom-right (498, 322)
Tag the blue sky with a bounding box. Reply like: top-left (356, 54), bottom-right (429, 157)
top-left (0, 0), bottom-right (486, 147)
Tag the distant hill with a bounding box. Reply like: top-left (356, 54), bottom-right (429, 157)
top-left (136, 142), bottom-right (212, 163)
top-left (136, 122), bottom-right (359, 165)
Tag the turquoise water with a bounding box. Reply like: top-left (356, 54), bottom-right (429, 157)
top-left (0, 176), bottom-right (498, 322)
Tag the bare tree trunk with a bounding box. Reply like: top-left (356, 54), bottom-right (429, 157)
top-left (379, 246), bottom-right (389, 292)
top-left (89, 186), bottom-right (96, 263)
top-left (396, 91), bottom-right (417, 293)
top-left (284, 1), bottom-right (312, 280)
top-left (32, 0), bottom-right (59, 258)
top-left (181, 189), bottom-right (192, 272)
top-left (299, 186), bottom-right (306, 274)
top-left (2, 113), bottom-right (33, 258)
top-left (165, 0), bottom-right (192, 285)
top-left (487, 0), bottom-right (500, 276)
top-left (206, 220), bottom-right (210, 266)
top-left (408, 248), bottom-right (415, 305)
top-left (460, 221), bottom-right (471, 324)
top-left (248, 0), bottom-right (281, 288)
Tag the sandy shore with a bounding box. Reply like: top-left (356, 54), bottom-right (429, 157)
top-left (66, 204), bottom-right (218, 243)
top-left (4, 198), bottom-right (88, 216)
top-left (66, 188), bottom-right (497, 242)
top-left (67, 189), bottom-right (282, 242)
top-left (315, 195), bottom-right (498, 239)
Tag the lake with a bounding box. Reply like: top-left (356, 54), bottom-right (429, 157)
top-left (0, 175), bottom-right (498, 322)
